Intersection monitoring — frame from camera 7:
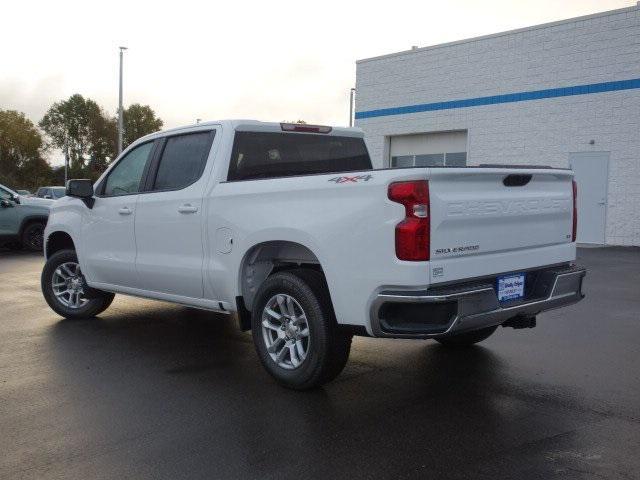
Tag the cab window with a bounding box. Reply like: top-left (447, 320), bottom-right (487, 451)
top-left (227, 132), bottom-right (371, 181)
top-left (150, 131), bottom-right (214, 191)
top-left (102, 142), bottom-right (154, 197)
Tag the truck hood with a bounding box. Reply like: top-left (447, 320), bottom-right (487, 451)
top-left (19, 196), bottom-right (54, 207)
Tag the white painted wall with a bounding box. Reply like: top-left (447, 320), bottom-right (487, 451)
top-left (355, 5), bottom-right (640, 246)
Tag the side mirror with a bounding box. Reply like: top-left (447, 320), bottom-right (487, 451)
top-left (43, 195), bottom-right (52, 199)
top-left (1, 199), bottom-right (15, 208)
top-left (66, 179), bottom-right (95, 208)
top-left (67, 179), bottom-right (94, 198)
top-left (11, 194), bottom-right (20, 204)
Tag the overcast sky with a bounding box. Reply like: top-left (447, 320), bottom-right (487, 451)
top-left (2, 0), bottom-right (635, 165)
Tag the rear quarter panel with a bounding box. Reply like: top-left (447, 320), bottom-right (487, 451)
top-left (206, 169), bottom-right (431, 330)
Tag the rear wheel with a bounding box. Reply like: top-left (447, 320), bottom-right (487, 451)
top-left (21, 222), bottom-right (45, 251)
top-left (41, 249), bottom-right (115, 319)
top-left (251, 269), bottom-right (352, 390)
top-left (435, 325), bottom-right (498, 348)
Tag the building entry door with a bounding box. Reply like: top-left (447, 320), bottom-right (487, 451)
top-left (569, 151), bottom-right (609, 244)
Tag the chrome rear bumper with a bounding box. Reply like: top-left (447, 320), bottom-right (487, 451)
top-left (370, 265), bottom-right (586, 338)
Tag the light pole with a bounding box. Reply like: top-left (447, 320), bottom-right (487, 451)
top-left (118, 46), bottom-right (128, 154)
top-left (64, 143), bottom-right (69, 185)
top-left (349, 88), bottom-right (356, 127)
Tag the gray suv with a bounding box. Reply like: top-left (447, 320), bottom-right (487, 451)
top-left (0, 183), bottom-right (50, 251)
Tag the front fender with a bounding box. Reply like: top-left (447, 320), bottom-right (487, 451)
top-left (44, 198), bottom-right (85, 261)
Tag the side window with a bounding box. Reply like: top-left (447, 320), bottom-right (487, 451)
top-left (103, 142), bottom-right (154, 196)
top-left (151, 131), bottom-right (213, 191)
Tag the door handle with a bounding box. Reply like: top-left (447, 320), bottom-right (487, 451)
top-left (118, 207), bottom-right (133, 215)
top-left (598, 201), bottom-right (606, 206)
top-left (178, 204), bottom-right (199, 214)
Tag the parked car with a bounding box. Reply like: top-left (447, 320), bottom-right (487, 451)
top-left (41, 120), bottom-right (586, 389)
top-left (0, 183), bottom-right (50, 251)
top-left (36, 186), bottom-right (66, 200)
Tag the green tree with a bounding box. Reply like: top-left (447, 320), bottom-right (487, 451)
top-left (38, 95), bottom-right (164, 181)
top-left (0, 109), bottom-right (52, 190)
top-left (122, 103), bottom-right (163, 148)
top-left (39, 94), bottom-right (117, 180)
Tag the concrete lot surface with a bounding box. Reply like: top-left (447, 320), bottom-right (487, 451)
top-left (1, 247), bottom-right (639, 479)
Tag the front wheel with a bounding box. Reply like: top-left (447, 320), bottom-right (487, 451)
top-left (251, 269), bottom-right (352, 390)
top-left (41, 249), bottom-right (115, 319)
top-left (435, 325), bottom-right (498, 348)
top-left (22, 222), bottom-right (45, 251)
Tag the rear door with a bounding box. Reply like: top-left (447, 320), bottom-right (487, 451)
top-left (134, 128), bottom-right (217, 298)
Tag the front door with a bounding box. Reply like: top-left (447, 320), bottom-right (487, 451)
top-left (81, 141), bottom-right (155, 287)
top-left (569, 151), bottom-right (609, 244)
top-left (134, 129), bottom-right (217, 299)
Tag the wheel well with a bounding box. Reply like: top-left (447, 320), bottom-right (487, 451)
top-left (239, 241), bottom-right (322, 313)
top-left (46, 231), bottom-right (76, 259)
top-left (19, 217), bottom-right (47, 236)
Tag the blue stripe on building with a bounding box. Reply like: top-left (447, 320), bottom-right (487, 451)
top-left (354, 78), bottom-right (640, 120)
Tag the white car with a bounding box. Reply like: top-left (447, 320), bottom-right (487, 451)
top-left (41, 120), bottom-right (586, 389)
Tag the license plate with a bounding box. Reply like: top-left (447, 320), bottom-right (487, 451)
top-left (497, 273), bottom-right (525, 302)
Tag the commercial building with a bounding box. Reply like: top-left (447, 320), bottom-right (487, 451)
top-left (355, 4), bottom-right (640, 245)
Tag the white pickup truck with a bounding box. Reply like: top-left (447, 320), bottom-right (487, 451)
top-left (42, 120), bottom-right (585, 389)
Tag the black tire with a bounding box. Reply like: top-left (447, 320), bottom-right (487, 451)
top-left (435, 325), bottom-right (498, 348)
top-left (21, 222), bottom-right (45, 252)
top-left (41, 249), bottom-right (115, 319)
top-left (251, 269), bottom-right (352, 390)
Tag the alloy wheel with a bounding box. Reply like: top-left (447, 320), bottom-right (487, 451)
top-left (261, 294), bottom-right (311, 369)
top-left (51, 262), bottom-right (89, 309)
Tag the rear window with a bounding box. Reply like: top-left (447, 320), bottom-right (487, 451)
top-left (227, 132), bottom-right (372, 181)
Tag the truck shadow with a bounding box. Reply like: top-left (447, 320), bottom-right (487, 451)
top-left (41, 302), bottom-right (586, 478)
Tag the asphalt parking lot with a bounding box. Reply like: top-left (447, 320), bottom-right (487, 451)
top-left (1, 247), bottom-right (639, 479)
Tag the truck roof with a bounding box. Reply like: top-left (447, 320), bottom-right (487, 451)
top-left (136, 120), bottom-right (365, 145)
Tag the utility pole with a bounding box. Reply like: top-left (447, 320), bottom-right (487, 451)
top-left (118, 46), bottom-right (128, 154)
top-left (64, 143), bottom-right (69, 185)
top-left (349, 88), bottom-right (356, 127)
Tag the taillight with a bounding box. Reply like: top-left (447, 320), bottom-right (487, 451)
top-left (572, 180), bottom-right (578, 242)
top-left (388, 180), bottom-right (430, 261)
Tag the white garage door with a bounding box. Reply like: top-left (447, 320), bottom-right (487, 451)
top-left (389, 131), bottom-right (467, 168)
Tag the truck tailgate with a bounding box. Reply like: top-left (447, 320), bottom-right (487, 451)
top-left (428, 168), bottom-right (575, 284)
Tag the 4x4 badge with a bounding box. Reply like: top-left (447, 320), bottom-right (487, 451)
top-left (329, 174), bottom-right (373, 184)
